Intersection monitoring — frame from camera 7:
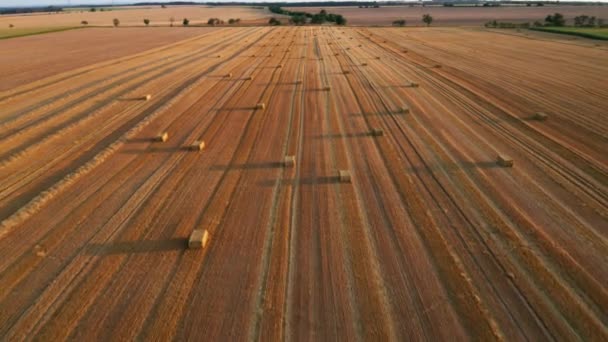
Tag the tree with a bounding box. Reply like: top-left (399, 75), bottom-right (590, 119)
top-left (90, 7), bottom-right (96, 12)
top-left (161, 4), bottom-right (166, 8)
top-left (552, 13), bottom-right (565, 26)
top-left (335, 15), bottom-right (347, 26)
top-left (545, 13), bottom-right (565, 27)
top-left (290, 15), bottom-right (306, 26)
top-left (113, 18), bottom-right (120, 27)
top-left (169, 17), bottom-right (175, 27)
top-left (392, 19), bottom-right (406, 27)
top-left (228, 18), bottom-right (236, 24)
top-left (144, 18), bottom-right (150, 26)
top-left (574, 15), bottom-right (587, 27)
top-left (183, 18), bottom-right (190, 26)
top-left (485, 20), bottom-right (498, 28)
top-left (208, 18), bottom-right (220, 26)
top-left (575, 15), bottom-right (597, 27)
top-left (268, 17), bottom-right (281, 26)
top-left (311, 14), bottom-right (325, 24)
top-left (422, 14), bottom-right (433, 27)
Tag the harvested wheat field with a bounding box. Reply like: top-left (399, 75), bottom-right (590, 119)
top-left (0, 26), bottom-right (607, 340)
top-left (0, 27), bottom-right (218, 92)
top-left (0, 5), bottom-right (276, 29)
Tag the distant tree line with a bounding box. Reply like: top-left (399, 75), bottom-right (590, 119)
top-left (129, 1), bottom-right (604, 8)
top-left (269, 6), bottom-right (346, 25)
top-left (0, 6), bottom-right (62, 15)
top-left (542, 13), bottom-right (605, 27)
top-left (89, 7), bottom-right (112, 12)
top-left (131, 2), bottom-right (388, 8)
top-left (485, 12), bottom-right (606, 29)
top-left (573, 15), bottom-right (603, 27)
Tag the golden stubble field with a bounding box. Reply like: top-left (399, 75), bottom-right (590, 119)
top-left (0, 25), bottom-right (607, 340)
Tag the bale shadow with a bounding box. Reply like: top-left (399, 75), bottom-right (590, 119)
top-left (121, 146), bottom-right (188, 154)
top-left (406, 161), bottom-right (501, 174)
top-left (521, 115), bottom-right (546, 122)
top-left (313, 132), bottom-right (371, 139)
top-left (276, 81), bottom-right (303, 86)
top-left (210, 161), bottom-right (283, 171)
top-left (258, 176), bottom-right (340, 187)
top-left (126, 137), bottom-right (156, 143)
top-left (349, 111), bottom-right (405, 117)
top-left (213, 106), bottom-right (255, 112)
top-left (85, 238), bottom-right (186, 255)
top-left (376, 85), bottom-right (418, 90)
top-left (117, 97), bottom-right (146, 102)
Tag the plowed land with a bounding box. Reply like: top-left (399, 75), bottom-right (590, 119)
top-left (0, 27), bottom-right (606, 340)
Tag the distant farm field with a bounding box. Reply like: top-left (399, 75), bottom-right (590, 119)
top-left (290, 5), bottom-right (608, 26)
top-left (0, 5), bottom-right (275, 28)
top-left (0, 26), bottom-right (606, 340)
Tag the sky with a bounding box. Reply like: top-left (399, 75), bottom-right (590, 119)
top-left (1, 0), bottom-right (606, 7)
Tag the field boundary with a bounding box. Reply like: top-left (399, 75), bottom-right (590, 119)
top-left (529, 27), bottom-right (608, 41)
top-left (0, 26), bottom-right (88, 40)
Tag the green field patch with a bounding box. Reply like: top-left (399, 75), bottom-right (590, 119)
top-left (530, 27), bottom-right (608, 40)
top-left (0, 26), bottom-right (84, 39)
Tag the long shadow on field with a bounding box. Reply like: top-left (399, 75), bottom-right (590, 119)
top-left (275, 81), bottom-right (304, 85)
top-left (117, 97), bottom-right (147, 102)
top-left (120, 146), bottom-right (190, 154)
top-left (85, 238), bottom-right (186, 255)
top-left (210, 161), bottom-right (283, 171)
top-left (349, 111), bottom-right (407, 117)
top-left (405, 161), bottom-right (502, 174)
top-left (258, 176), bottom-right (340, 187)
top-left (214, 107), bottom-right (257, 112)
top-left (207, 75), bottom-right (236, 80)
top-left (126, 137), bottom-right (158, 143)
top-left (375, 85), bottom-right (419, 90)
top-left (312, 132), bottom-right (371, 139)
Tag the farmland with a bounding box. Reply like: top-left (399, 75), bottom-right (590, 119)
top-left (290, 5), bottom-right (608, 26)
top-left (0, 25), bottom-right (607, 340)
top-left (0, 5), bottom-right (276, 28)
